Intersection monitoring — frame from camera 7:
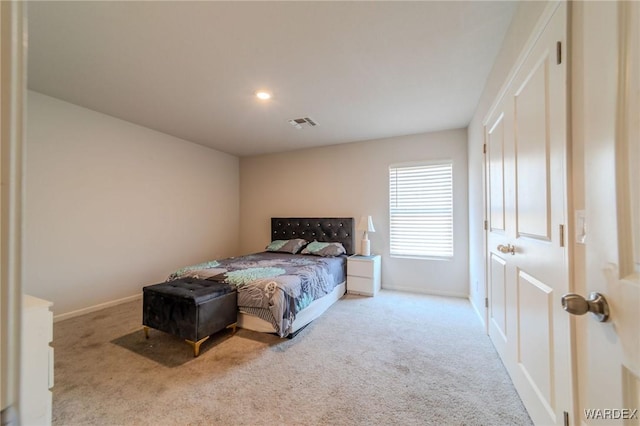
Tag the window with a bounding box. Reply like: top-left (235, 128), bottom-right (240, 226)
top-left (389, 161), bottom-right (453, 258)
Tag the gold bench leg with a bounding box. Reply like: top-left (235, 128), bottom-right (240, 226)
top-left (146, 322), bottom-right (236, 357)
top-left (185, 336), bottom-right (210, 357)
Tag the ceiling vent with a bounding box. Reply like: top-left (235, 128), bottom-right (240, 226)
top-left (288, 117), bottom-right (318, 129)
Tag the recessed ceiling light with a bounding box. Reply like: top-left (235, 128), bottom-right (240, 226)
top-left (255, 91), bottom-right (272, 100)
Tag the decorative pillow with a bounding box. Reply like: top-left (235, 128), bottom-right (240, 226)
top-left (265, 239), bottom-right (308, 254)
top-left (300, 241), bottom-right (346, 257)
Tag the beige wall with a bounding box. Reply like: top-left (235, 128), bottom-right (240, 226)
top-left (24, 91), bottom-right (240, 316)
top-left (467, 1), bottom-right (550, 324)
top-left (240, 129), bottom-right (469, 297)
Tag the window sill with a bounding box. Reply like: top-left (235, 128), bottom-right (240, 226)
top-left (390, 254), bottom-right (453, 261)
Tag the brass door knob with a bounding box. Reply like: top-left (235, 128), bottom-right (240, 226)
top-left (497, 244), bottom-right (516, 255)
top-left (561, 292), bottom-right (609, 322)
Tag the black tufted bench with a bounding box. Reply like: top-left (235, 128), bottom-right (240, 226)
top-left (142, 277), bottom-right (237, 356)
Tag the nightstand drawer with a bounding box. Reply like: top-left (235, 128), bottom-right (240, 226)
top-left (348, 276), bottom-right (375, 296)
top-left (348, 260), bottom-right (374, 278)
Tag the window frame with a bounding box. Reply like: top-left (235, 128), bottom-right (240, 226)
top-left (388, 159), bottom-right (455, 261)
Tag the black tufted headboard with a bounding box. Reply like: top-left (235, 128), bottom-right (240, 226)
top-left (271, 218), bottom-right (356, 255)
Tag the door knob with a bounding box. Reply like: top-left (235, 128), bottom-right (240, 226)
top-left (497, 244), bottom-right (515, 255)
top-left (561, 292), bottom-right (609, 322)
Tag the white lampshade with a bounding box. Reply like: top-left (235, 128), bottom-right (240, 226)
top-left (357, 216), bottom-right (376, 233)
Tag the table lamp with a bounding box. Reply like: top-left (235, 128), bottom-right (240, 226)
top-left (357, 215), bottom-right (375, 256)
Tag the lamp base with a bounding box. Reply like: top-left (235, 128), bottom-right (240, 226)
top-left (360, 239), bottom-right (371, 256)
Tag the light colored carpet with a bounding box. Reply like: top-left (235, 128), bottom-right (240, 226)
top-left (52, 290), bottom-right (532, 425)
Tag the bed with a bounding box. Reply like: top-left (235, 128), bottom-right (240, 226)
top-left (167, 217), bottom-right (355, 337)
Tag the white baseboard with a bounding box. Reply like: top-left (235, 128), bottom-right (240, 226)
top-left (381, 284), bottom-right (467, 299)
top-left (54, 293), bottom-right (142, 323)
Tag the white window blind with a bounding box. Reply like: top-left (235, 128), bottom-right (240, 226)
top-left (389, 162), bottom-right (453, 258)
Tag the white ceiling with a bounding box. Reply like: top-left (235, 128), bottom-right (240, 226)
top-left (27, 1), bottom-right (517, 157)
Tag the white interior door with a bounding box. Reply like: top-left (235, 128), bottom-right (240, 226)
top-left (486, 99), bottom-right (510, 361)
top-left (572, 2), bottom-right (640, 424)
top-left (485, 3), bottom-right (573, 424)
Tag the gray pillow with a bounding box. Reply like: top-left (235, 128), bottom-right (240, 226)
top-left (300, 241), bottom-right (346, 257)
top-left (265, 239), bottom-right (308, 254)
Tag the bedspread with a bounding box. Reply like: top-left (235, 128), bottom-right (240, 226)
top-left (167, 252), bottom-right (346, 337)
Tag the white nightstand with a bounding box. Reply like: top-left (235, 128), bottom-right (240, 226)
top-left (347, 254), bottom-right (381, 296)
top-left (21, 295), bottom-right (54, 426)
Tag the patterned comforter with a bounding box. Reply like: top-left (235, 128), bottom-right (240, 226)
top-left (167, 252), bottom-right (346, 337)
